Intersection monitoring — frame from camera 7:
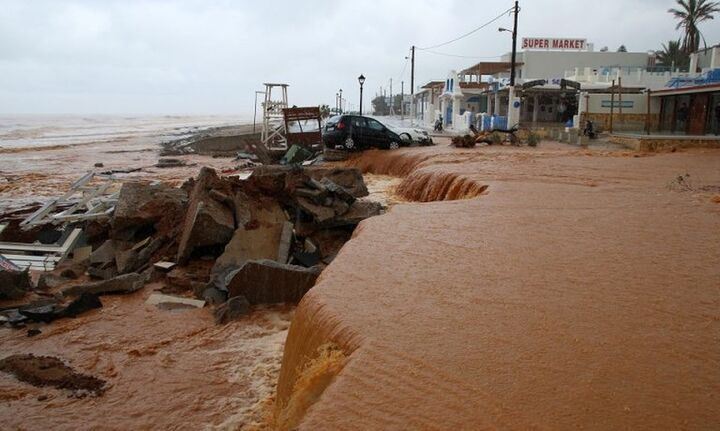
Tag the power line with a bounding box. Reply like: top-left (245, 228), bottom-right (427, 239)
top-left (422, 49), bottom-right (502, 59)
top-left (416, 6), bottom-right (514, 50)
top-left (397, 51), bottom-right (410, 81)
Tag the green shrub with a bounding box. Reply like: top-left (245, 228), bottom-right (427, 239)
top-left (527, 131), bottom-right (541, 147)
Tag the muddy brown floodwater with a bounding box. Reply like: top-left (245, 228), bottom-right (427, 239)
top-left (274, 143), bottom-right (720, 430)
top-left (0, 285), bottom-right (295, 430)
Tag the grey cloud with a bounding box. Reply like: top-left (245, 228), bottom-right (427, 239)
top-left (0, 0), bottom-right (717, 114)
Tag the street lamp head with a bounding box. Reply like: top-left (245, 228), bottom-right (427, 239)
top-left (499, 27), bottom-right (511, 33)
top-left (358, 74), bottom-right (366, 86)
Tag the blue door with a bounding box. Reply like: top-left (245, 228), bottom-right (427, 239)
top-left (446, 105), bottom-right (453, 125)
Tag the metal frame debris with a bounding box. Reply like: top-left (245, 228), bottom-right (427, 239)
top-left (0, 227), bottom-right (82, 271)
top-left (20, 172), bottom-right (119, 227)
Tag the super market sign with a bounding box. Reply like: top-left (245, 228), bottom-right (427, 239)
top-left (522, 38), bottom-right (587, 50)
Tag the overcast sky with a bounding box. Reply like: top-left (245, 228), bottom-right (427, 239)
top-left (1, 0), bottom-right (718, 115)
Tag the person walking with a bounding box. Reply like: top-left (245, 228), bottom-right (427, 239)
top-left (676, 102), bottom-right (688, 133)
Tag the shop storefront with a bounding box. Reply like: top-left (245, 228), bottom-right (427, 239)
top-left (656, 84), bottom-right (720, 135)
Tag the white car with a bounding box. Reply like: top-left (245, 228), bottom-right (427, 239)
top-left (386, 126), bottom-right (434, 146)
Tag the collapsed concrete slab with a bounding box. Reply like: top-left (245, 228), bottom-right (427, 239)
top-left (214, 199), bottom-right (288, 269)
top-left (226, 260), bottom-right (320, 305)
top-left (61, 273), bottom-right (146, 298)
top-left (176, 168), bottom-right (236, 264)
top-left (112, 182), bottom-right (187, 238)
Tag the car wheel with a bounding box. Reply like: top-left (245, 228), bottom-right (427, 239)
top-left (344, 137), bottom-right (355, 150)
top-left (400, 133), bottom-right (412, 143)
top-left (388, 141), bottom-right (400, 150)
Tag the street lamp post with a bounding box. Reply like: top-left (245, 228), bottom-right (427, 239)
top-left (499, 2), bottom-right (519, 86)
top-left (358, 74), bottom-right (366, 115)
top-left (339, 89), bottom-right (343, 114)
top-left (499, 1), bottom-right (520, 127)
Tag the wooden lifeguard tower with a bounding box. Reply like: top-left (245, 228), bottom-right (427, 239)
top-left (261, 83), bottom-right (289, 149)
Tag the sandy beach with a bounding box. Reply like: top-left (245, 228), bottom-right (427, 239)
top-left (0, 115), bottom-right (251, 212)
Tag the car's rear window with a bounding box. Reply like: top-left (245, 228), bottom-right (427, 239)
top-left (326, 115), bottom-right (342, 126)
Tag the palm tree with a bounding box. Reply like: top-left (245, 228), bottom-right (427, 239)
top-left (656, 40), bottom-right (691, 70)
top-left (668, 0), bottom-right (720, 53)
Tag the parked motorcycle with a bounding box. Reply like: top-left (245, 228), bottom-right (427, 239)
top-left (583, 120), bottom-right (597, 139)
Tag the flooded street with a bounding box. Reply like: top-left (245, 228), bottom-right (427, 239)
top-left (276, 143), bottom-right (720, 430)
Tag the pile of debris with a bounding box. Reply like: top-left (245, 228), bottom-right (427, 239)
top-left (451, 134), bottom-right (479, 148)
top-left (0, 164), bottom-right (383, 327)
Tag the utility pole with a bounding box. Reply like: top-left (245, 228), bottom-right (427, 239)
top-left (609, 79), bottom-right (615, 133)
top-left (410, 45), bottom-right (415, 124)
top-left (401, 81), bottom-right (405, 120)
top-left (618, 77), bottom-right (623, 128)
top-left (389, 78), bottom-right (394, 116)
top-left (510, 0), bottom-right (519, 87)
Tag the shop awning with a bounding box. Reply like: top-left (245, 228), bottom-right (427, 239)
top-left (460, 62), bottom-right (523, 76)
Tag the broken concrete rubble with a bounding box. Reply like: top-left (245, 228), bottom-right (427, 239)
top-left (115, 248), bottom-right (138, 274)
top-left (305, 168), bottom-right (369, 198)
top-left (214, 295), bottom-right (250, 324)
top-left (145, 293), bottom-right (205, 310)
top-left (2, 161), bottom-right (382, 336)
top-left (111, 182), bottom-right (187, 238)
top-left (89, 240), bottom-right (118, 267)
top-left (87, 265), bottom-right (117, 281)
top-left (225, 260), bottom-right (321, 305)
top-left (0, 264), bottom-right (32, 300)
top-left (36, 273), bottom-right (70, 291)
top-left (19, 293), bottom-right (103, 323)
top-left (62, 273), bottom-right (146, 298)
